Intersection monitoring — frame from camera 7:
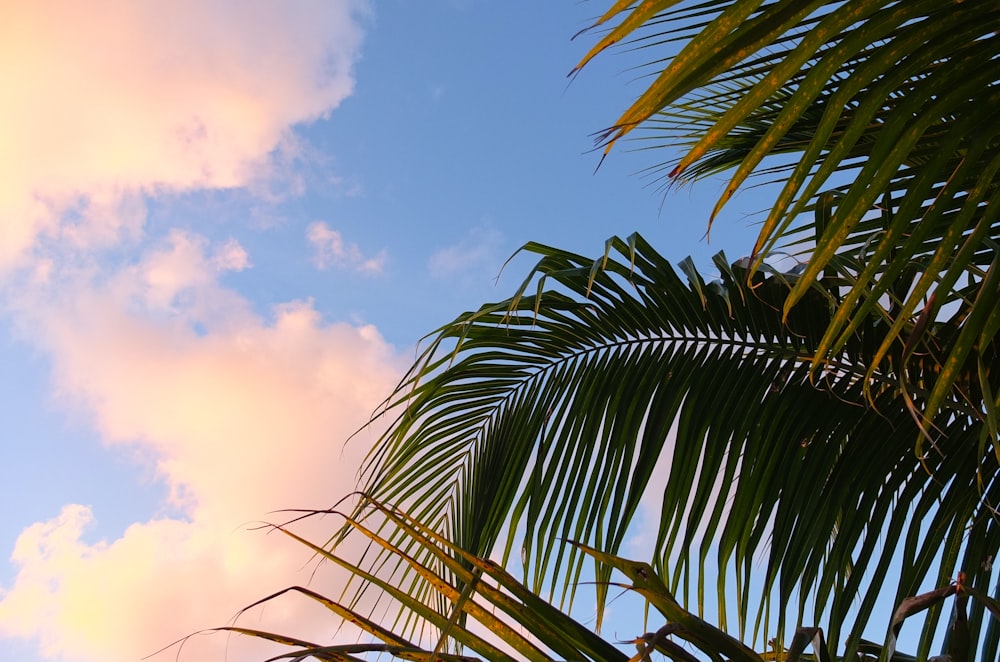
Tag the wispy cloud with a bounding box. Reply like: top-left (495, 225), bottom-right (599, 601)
top-left (329, 174), bottom-right (365, 198)
top-left (307, 221), bottom-right (387, 274)
top-left (428, 223), bottom-right (504, 280)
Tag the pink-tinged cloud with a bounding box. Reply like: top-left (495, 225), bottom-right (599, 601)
top-left (307, 221), bottom-right (387, 274)
top-left (1, 505), bottom-right (373, 662)
top-left (0, 0), bottom-right (369, 268)
top-left (0, 1), bottom-right (390, 658)
top-left (0, 233), bottom-right (404, 661)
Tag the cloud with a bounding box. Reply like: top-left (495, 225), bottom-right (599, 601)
top-left (328, 174), bottom-right (365, 199)
top-left (0, 505), bottom-right (370, 662)
top-left (428, 223), bottom-right (503, 280)
top-left (307, 221), bottom-right (387, 274)
top-left (0, 2), bottom-right (391, 659)
top-left (0, 0), bottom-right (369, 270)
top-left (0, 233), bottom-right (404, 661)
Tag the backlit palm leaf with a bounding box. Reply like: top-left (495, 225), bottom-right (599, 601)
top-left (575, 0), bottom-right (1000, 431)
top-left (208, 498), bottom-right (994, 661)
top-left (361, 236), bottom-right (998, 659)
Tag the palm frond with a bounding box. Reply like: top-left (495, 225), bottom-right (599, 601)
top-left (359, 235), bottom-right (998, 658)
top-left (574, 0), bottom-right (1000, 428)
top-left (199, 496), bottom-right (994, 662)
top-left (215, 498), bottom-right (636, 662)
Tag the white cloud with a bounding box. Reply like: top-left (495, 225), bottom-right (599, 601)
top-left (0, 2), bottom-right (392, 659)
top-left (307, 221), bottom-right (387, 274)
top-left (210, 238), bottom-right (251, 273)
top-left (0, 0), bottom-right (369, 270)
top-left (427, 223), bottom-right (504, 280)
top-left (1, 503), bottom-right (371, 662)
top-left (0, 233), bottom-right (403, 662)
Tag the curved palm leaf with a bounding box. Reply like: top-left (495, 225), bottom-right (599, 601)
top-left (204, 498), bottom-right (994, 662)
top-left (573, 0), bottom-right (1000, 429)
top-left (360, 235), bottom-right (998, 659)
top-left (210, 498), bottom-right (635, 662)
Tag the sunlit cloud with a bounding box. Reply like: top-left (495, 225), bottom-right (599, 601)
top-left (1, 504), bottom-right (372, 662)
top-left (0, 0), bottom-right (369, 270)
top-left (307, 221), bottom-right (387, 274)
top-left (0, 231), bottom-right (402, 661)
top-left (0, 1), bottom-right (386, 660)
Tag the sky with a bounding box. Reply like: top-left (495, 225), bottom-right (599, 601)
top-left (0, 2), bottom-right (771, 661)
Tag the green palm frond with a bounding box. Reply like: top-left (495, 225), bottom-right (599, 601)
top-left (574, 0), bottom-right (1000, 429)
top-left (359, 235), bottom-right (998, 659)
top-left (198, 495), bottom-right (999, 661)
top-left (210, 498), bottom-right (637, 662)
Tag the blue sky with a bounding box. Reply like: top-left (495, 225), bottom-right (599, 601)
top-left (0, 3), bottom-right (771, 660)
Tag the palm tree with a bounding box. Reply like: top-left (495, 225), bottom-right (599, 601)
top-left (222, 2), bottom-right (1000, 660)
top-left (354, 1), bottom-right (1000, 657)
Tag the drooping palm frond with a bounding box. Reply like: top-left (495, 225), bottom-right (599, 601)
top-left (203, 496), bottom-right (999, 662)
top-left (360, 235), bottom-right (999, 659)
top-left (573, 0), bottom-right (1000, 429)
top-left (206, 497), bottom-right (637, 662)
